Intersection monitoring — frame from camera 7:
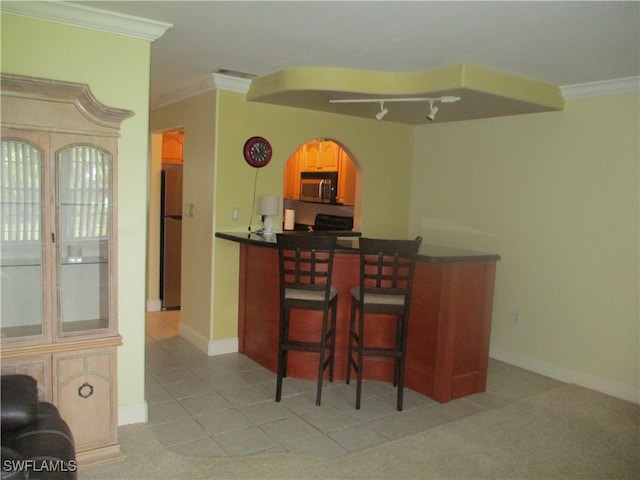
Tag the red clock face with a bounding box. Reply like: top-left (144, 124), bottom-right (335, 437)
top-left (243, 136), bottom-right (272, 168)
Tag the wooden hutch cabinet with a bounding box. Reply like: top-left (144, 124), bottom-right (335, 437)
top-left (0, 74), bottom-right (133, 468)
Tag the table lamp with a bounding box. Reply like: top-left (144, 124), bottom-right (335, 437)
top-left (260, 195), bottom-right (279, 235)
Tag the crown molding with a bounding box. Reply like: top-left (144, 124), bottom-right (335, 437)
top-left (561, 76), bottom-right (640, 99)
top-left (151, 73), bottom-right (251, 110)
top-left (0, 1), bottom-right (171, 41)
top-left (211, 73), bottom-right (252, 94)
top-left (151, 76), bottom-right (217, 110)
top-left (154, 73), bottom-right (640, 112)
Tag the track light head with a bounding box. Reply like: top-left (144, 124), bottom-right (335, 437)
top-left (375, 101), bottom-right (388, 120)
top-left (329, 95), bottom-right (460, 122)
top-left (426, 101), bottom-right (438, 121)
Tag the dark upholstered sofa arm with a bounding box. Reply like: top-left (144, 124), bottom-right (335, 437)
top-left (0, 375), bottom-right (39, 432)
top-left (1, 446), bottom-right (26, 480)
top-left (1, 375), bottom-right (77, 480)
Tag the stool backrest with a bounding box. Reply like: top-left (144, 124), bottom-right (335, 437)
top-left (276, 234), bottom-right (337, 302)
top-left (357, 236), bottom-right (422, 307)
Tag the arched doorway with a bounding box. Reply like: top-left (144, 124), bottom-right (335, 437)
top-left (282, 138), bottom-right (360, 232)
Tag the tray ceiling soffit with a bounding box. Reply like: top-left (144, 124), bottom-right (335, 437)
top-left (246, 64), bottom-right (565, 125)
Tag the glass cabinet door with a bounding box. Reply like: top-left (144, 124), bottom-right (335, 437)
top-left (56, 145), bottom-right (112, 335)
top-left (0, 139), bottom-right (45, 339)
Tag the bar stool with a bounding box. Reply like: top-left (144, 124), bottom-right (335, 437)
top-left (275, 234), bottom-right (338, 406)
top-left (346, 236), bottom-right (422, 411)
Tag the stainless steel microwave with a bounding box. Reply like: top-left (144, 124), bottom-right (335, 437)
top-left (300, 171), bottom-right (338, 204)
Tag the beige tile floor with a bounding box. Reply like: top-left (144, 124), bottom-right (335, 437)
top-left (145, 310), bottom-right (564, 459)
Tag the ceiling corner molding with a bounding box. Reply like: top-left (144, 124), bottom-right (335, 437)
top-left (211, 74), bottom-right (251, 94)
top-left (151, 76), bottom-right (215, 110)
top-left (151, 73), bottom-right (250, 110)
top-left (561, 77), bottom-right (640, 99)
top-left (0, 1), bottom-right (171, 41)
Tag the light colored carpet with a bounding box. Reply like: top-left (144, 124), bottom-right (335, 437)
top-left (80, 384), bottom-right (639, 480)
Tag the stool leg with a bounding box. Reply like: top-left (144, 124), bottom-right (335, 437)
top-left (355, 308), bottom-right (364, 409)
top-left (393, 313), bottom-right (402, 387)
top-left (328, 300), bottom-right (337, 382)
top-left (396, 312), bottom-right (409, 411)
top-left (346, 298), bottom-right (357, 385)
top-left (315, 309), bottom-right (329, 406)
top-left (275, 307), bottom-right (289, 402)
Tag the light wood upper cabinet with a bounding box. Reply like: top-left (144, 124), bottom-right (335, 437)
top-left (301, 140), bottom-right (339, 171)
top-left (284, 149), bottom-right (302, 200)
top-left (337, 150), bottom-right (356, 206)
top-left (162, 131), bottom-right (183, 165)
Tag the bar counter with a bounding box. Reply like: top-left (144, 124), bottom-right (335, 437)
top-left (216, 232), bottom-right (500, 403)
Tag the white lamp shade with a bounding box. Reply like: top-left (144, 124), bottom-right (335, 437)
top-left (260, 195), bottom-right (279, 216)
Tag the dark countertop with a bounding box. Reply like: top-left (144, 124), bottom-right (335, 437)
top-left (216, 231), bottom-right (501, 263)
top-left (291, 226), bottom-right (362, 237)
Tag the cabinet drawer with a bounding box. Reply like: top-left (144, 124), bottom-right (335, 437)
top-left (54, 348), bottom-right (117, 452)
top-left (1, 355), bottom-right (52, 401)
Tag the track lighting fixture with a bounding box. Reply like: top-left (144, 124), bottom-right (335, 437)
top-left (426, 101), bottom-right (439, 121)
top-left (375, 101), bottom-right (388, 120)
top-left (329, 95), bottom-right (460, 122)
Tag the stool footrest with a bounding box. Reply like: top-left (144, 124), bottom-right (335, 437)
top-left (358, 347), bottom-right (403, 358)
top-left (282, 339), bottom-right (332, 352)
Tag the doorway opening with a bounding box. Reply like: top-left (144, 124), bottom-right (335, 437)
top-left (159, 130), bottom-right (183, 310)
top-left (147, 129), bottom-right (184, 313)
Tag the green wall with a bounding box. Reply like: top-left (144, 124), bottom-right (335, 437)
top-left (152, 87), bottom-right (413, 350)
top-left (215, 90), bottom-right (413, 235)
top-left (211, 90), bottom-right (414, 341)
top-left (2, 14), bottom-right (151, 415)
top-left (150, 91), bottom-right (218, 352)
top-left (409, 93), bottom-right (640, 402)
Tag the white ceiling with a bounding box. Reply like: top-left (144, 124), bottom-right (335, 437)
top-left (69, 1), bottom-right (639, 112)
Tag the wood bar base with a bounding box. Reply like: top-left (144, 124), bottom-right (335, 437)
top-left (230, 234), bottom-right (498, 403)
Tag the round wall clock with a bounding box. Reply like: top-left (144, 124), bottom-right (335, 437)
top-left (243, 136), bottom-right (272, 168)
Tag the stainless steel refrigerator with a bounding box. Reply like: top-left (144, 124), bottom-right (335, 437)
top-left (160, 165), bottom-right (182, 309)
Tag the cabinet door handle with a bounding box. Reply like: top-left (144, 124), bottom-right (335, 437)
top-left (78, 382), bottom-right (94, 399)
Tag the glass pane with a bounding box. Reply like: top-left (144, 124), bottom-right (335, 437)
top-left (0, 140), bottom-right (45, 339)
top-left (57, 146), bottom-right (111, 334)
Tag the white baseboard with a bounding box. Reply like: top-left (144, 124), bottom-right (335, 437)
top-left (178, 321), bottom-right (238, 357)
top-left (178, 321), bottom-right (210, 354)
top-left (116, 329), bottom-right (237, 426)
top-left (207, 337), bottom-right (239, 356)
top-left (490, 345), bottom-right (639, 405)
top-left (118, 401), bottom-right (148, 426)
top-left (146, 299), bottom-right (162, 312)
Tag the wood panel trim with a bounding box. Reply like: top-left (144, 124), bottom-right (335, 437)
top-left (0, 335), bottom-right (122, 359)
